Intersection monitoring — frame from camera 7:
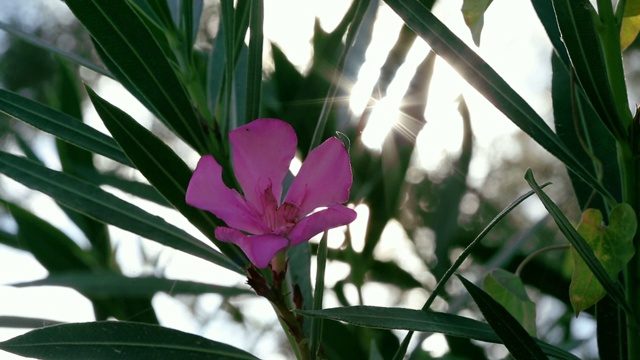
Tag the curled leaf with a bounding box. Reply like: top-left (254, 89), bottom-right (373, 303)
top-left (570, 204), bottom-right (636, 315)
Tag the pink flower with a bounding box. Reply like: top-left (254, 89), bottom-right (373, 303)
top-left (186, 119), bottom-right (357, 268)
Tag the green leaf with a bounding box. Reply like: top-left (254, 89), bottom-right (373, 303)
top-left (299, 306), bottom-right (578, 360)
top-left (0, 321), bottom-right (258, 359)
top-left (319, 320), bottom-right (368, 360)
top-left (621, 14), bottom-right (640, 51)
top-left (131, 0), bottom-right (177, 32)
top-left (232, 0), bottom-right (252, 65)
top-left (2, 201), bottom-right (97, 272)
top-left (570, 204), bottom-right (637, 314)
top-left (12, 131), bottom-right (42, 163)
top-left (0, 89), bottom-right (132, 167)
top-left (126, 2), bottom-right (179, 66)
top-left (461, 0), bottom-right (493, 46)
top-left (457, 275), bottom-right (547, 359)
top-left (368, 259), bottom-right (422, 289)
top-left (531, 0), bottom-right (570, 65)
top-left (309, 234), bottom-right (327, 354)
top-left (52, 60), bottom-right (112, 267)
top-left (0, 151), bottom-right (242, 274)
top-left (83, 171), bottom-right (170, 208)
top-left (383, 0), bottom-right (614, 203)
top-left (552, 0), bottom-right (628, 138)
top-left (288, 241), bottom-right (312, 319)
top-left (624, 0), bottom-right (640, 16)
top-left (524, 169), bottom-right (633, 316)
top-left (86, 87), bottom-right (248, 269)
top-left (64, 0), bottom-right (208, 153)
top-left (245, 0), bottom-right (264, 123)
top-left (393, 184), bottom-right (549, 360)
top-left (308, 0), bottom-right (371, 151)
top-left (0, 228), bottom-right (24, 251)
top-left (11, 272), bottom-right (252, 298)
top-left (233, 46), bottom-right (248, 127)
top-left (0, 317), bottom-right (63, 329)
top-left (0, 21), bottom-right (111, 77)
top-left (483, 269), bottom-right (537, 336)
top-left (179, 0), bottom-right (202, 58)
top-left (206, 21), bottom-right (226, 117)
top-left (551, 52), bottom-right (621, 210)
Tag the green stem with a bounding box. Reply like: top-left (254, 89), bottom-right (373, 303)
top-left (616, 0), bottom-right (628, 23)
top-left (618, 140), bottom-right (640, 359)
top-left (597, 0), bottom-right (633, 129)
top-left (272, 290), bottom-right (312, 360)
top-left (310, 232), bottom-right (328, 358)
top-left (250, 264), bottom-right (312, 360)
top-left (515, 245), bottom-right (570, 276)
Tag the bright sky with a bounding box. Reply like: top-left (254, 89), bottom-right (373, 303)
top-left (0, 0), bottom-right (564, 359)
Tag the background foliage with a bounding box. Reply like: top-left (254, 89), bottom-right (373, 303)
top-left (1, 0), bottom-right (640, 359)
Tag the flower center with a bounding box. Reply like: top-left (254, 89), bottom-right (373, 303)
top-left (260, 183), bottom-right (301, 235)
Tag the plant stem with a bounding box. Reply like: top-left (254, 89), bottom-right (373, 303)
top-left (515, 245), bottom-right (570, 276)
top-left (618, 140), bottom-right (640, 359)
top-left (597, 0), bottom-right (633, 129)
top-left (248, 266), bottom-right (311, 360)
top-left (272, 299), bottom-right (311, 360)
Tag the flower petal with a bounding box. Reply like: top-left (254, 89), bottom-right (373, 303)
top-left (215, 227), bottom-right (289, 268)
top-left (230, 119), bottom-right (297, 210)
top-left (186, 155), bottom-right (269, 234)
top-left (288, 205), bottom-right (357, 246)
top-left (285, 137), bottom-right (352, 215)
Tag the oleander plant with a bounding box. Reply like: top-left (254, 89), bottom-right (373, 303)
top-left (1, 0), bottom-right (640, 359)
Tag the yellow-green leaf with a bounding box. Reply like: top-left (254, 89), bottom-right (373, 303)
top-left (624, 0), bottom-right (640, 16)
top-left (569, 204), bottom-right (636, 315)
top-left (484, 269), bottom-right (537, 336)
top-left (461, 0), bottom-right (493, 46)
top-left (621, 15), bottom-right (640, 51)
top-left (622, 0), bottom-right (640, 51)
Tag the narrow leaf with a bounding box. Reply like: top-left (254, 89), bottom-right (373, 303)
top-left (0, 321), bottom-right (258, 359)
top-left (11, 272), bottom-right (252, 298)
top-left (484, 269), bottom-right (537, 336)
top-left (299, 306), bottom-right (578, 360)
top-left (129, 0), bottom-right (176, 32)
top-left (0, 89), bottom-right (132, 167)
top-left (0, 151), bottom-right (241, 274)
top-left (0, 228), bottom-right (24, 251)
top-left (64, 0), bottom-right (208, 153)
top-left (310, 233), bottom-right (328, 354)
top-left (570, 204), bottom-right (636, 314)
top-left (524, 168), bottom-right (633, 316)
top-left (207, 21), bottom-right (226, 117)
top-left (245, 0), bottom-right (264, 123)
top-left (0, 21), bottom-right (111, 77)
top-left (53, 60), bottom-right (112, 267)
top-left (394, 184), bottom-right (550, 360)
top-left (531, 0), bottom-right (570, 65)
top-left (0, 317), bottom-right (63, 329)
top-left (551, 52), bottom-right (621, 210)
top-left (87, 87), bottom-right (248, 268)
top-left (457, 275), bottom-right (547, 359)
top-left (383, 0), bottom-right (613, 202)
top-left (3, 201), bottom-right (97, 272)
top-left (83, 171), bottom-right (170, 208)
top-left (551, 0), bottom-right (627, 138)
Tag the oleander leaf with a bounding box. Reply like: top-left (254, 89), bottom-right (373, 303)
top-left (0, 321), bottom-right (258, 359)
top-left (570, 204), bottom-right (637, 315)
